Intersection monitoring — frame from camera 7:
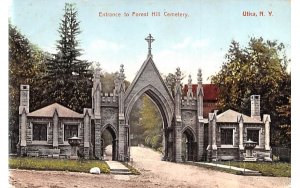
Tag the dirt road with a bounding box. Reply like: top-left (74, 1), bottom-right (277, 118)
top-left (9, 146), bottom-right (290, 188)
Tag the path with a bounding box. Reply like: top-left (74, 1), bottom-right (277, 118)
top-left (129, 146), bottom-right (290, 188)
top-left (106, 161), bottom-right (131, 175)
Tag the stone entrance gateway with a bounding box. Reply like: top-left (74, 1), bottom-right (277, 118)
top-left (18, 34), bottom-right (271, 162)
top-left (17, 34), bottom-right (206, 162)
top-left (93, 34), bottom-right (205, 162)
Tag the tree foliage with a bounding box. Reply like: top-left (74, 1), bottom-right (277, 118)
top-left (43, 3), bottom-right (92, 112)
top-left (9, 22), bottom-right (46, 152)
top-left (211, 37), bottom-right (290, 147)
top-left (140, 95), bottom-right (163, 150)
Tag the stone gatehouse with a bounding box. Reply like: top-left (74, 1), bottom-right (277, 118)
top-left (17, 35), bottom-right (271, 162)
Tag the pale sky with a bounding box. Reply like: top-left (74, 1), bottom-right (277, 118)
top-left (9, 0), bottom-right (291, 83)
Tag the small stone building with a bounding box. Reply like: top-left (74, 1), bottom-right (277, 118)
top-left (18, 86), bottom-right (92, 158)
top-left (206, 95), bottom-right (271, 161)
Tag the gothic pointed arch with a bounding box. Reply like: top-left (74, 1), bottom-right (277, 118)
top-left (124, 56), bottom-right (174, 127)
top-left (181, 126), bottom-right (197, 141)
top-left (101, 123), bottom-right (118, 139)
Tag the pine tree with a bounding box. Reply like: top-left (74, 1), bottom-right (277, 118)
top-left (44, 3), bottom-right (92, 112)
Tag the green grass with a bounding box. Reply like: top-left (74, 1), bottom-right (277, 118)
top-left (9, 157), bottom-right (110, 174)
top-left (122, 162), bottom-right (141, 175)
top-left (217, 161), bottom-right (291, 177)
top-left (186, 162), bottom-right (238, 175)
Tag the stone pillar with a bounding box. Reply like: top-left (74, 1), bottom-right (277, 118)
top-left (207, 113), bottom-right (212, 161)
top-left (53, 110), bottom-right (58, 148)
top-left (238, 115), bottom-right (244, 150)
top-left (238, 115), bottom-right (244, 160)
top-left (116, 64), bottom-right (126, 161)
top-left (212, 114), bottom-right (217, 150)
top-left (94, 121), bottom-right (102, 159)
top-left (263, 115), bottom-right (271, 150)
top-left (196, 68), bottom-right (204, 161)
top-left (19, 85), bottom-right (30, 155)
top-left (197, 121), bottom-right (204, 161)
top-left (162, 128), bottom-right (167, 160)
top-left (92, 65), bottom-right (102, 119)
top-left (208, 113), bottom-right (217, 160)
top-left (83, 109), bottom-right (91, 159)
top-left (118, 120), bottom-right (125, 161)
top-left (173, 67), bottom-right (182, 162)
top-left (19, 109), bottom-right (27, 155)
top-left (175, 122), bottom-right (182, 162)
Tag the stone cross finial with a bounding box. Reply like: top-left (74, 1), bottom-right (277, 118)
top-left (197, 68), bottom-right (202, 84)
top-left (119, 64), bottom-right (125, 80)
top-left (175, 67), bottom-right (181, 82)
top-left (145, 34), bottom-right (155, 57)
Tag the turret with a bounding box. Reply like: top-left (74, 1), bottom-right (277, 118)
top-left (92, 64), bottom-right (102, 119)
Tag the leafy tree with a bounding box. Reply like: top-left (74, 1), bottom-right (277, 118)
top-left (43, 3), bottom-right (92, 112)
top-left (129, 97), bottom-right (145, 146)
top-left (211, 37), bottom-right (290, 147)
top-left (9, 22), bottom-right (46, 152)
top-left (140, 95), bottom-right (163, 150)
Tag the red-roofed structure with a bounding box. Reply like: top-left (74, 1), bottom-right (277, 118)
top-left (183, 84), bottom-right (219, 117)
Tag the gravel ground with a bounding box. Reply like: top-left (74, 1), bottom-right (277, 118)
top-left (9, 146), bottom-right (290, 188)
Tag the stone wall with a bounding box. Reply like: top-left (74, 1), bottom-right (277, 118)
top-left (181, 110), bottom-right (197, 132)
top-left (101, 107), bottom-right (118, 132)
top-left (25, 117), bottom-right (84, 158)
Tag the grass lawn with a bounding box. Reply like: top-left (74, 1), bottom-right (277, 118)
top-left (218, 161), bottom-right (291, 177)
top-left (9, 157), bottom-right (110, 174)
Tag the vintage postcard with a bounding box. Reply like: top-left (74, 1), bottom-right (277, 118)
top-left (8, 0), bottom-right (292, 187)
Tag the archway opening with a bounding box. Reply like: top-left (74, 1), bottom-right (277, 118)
top-left (128, 93), bottom-right (167, 159)
top-left (101, 125), bottom-right (117, 161)
top-left (182, 128), bottom-right (196, 161)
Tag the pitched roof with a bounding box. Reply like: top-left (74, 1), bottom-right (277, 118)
top-left (182, 84), bottom-right (219, 101)
top-left (216, 109), bottom-right (262, 123)
top-left (28, 103), bottom-right (82, 118)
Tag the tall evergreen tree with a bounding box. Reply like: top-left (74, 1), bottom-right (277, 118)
top-left (44, 3), bottom-right (92, 112)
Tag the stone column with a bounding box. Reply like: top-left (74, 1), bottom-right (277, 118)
top-left (197, 121), bottom-right (204, 161)
top-left (212, 115), bottom-right (217, 150)
top-left (94, 121), bottom-right (102, 159)
top-left (175, 122), bottom-right (182, 162)
top-left (162, 128), bottom-right (166, 159)
top-left (83, 109), bottom-right (91, 159)
top-left (19, 109), bottom-right (27, 155)
top-left (19, 85), bottom-right (30, 155)
top-left (263, 115), bottom-right (271, 150)
top-left (53, 110), bottom-right (58, 148)
top-left (207, 113), bottom-right (213, 161)
top-left (196, 68), bottom-right (204, 161)
top-left (238, 115), bottom-right (244, 150)
top-left (118, 119), bottom-right (125, 161)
